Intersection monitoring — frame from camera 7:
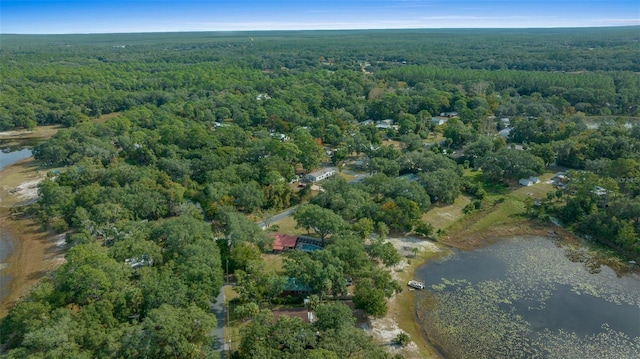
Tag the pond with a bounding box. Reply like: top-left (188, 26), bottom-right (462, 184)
top-left (414, 236), bottom-right (640, 359)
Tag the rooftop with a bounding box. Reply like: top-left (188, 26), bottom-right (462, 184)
top-left (269, 233), bottom-right (299, 251)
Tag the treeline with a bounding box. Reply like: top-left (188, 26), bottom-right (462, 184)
top-left (2, 27), bottom-right (639, 130)
top-left (382, 66), bottom-right (639, 116)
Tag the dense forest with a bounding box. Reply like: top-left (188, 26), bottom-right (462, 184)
top-left (1, 27), bottom-right (639, 358)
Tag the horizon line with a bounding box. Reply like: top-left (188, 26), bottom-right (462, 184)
top-left (2, 24), bottom-right (638, 36)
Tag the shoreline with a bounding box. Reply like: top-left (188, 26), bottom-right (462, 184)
top-left (0, 157), bottom-right (64, 318)
top-left (398, 218), bottom-right (638, 359)
top-left (387, 220), bottom-right (582, 358)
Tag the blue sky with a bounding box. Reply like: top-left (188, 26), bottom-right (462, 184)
top-left (1, 0), bottom-right (639, 34)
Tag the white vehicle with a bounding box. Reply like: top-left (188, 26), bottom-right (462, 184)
top-left (408, 280), bottom-right (425, 290)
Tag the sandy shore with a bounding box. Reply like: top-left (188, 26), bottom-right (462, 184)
top-left (0, 157), bottom-right (65, 318)
top-left (364, 235), bottom-right (444, 359)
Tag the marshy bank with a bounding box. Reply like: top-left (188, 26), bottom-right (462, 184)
top-left (0, 132), bottom-right (63, 318)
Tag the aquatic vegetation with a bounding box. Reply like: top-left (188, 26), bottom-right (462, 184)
top-left (416, 236), bottom-right (640, 359)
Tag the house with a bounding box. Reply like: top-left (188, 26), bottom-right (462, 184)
top-left (305, 168), bottom-right (337, 182)
top-left (269, 233), bottom-right (299, 252)
top-left (498, 127), bottom-right (512, 138)
top-left (519, 178), bottom-right (534, 186)
top-left (519, 176), bottom-right (541, 186)
top-left (440, 111), bottom-right (459, 118)
top-left (431, 117), bottom-right (447, 126)
top-left (358, 119), bottom-right (375, 126)
top-left (376, 122), bottom-right (392, 129)
top-left (500, 118), bottom-right (511, 126)
top-left (281, 277), bottom-right (312, 297)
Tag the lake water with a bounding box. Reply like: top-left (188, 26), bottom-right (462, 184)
top-left (0, 146), bottom-right (33, 304)
top-left (414, 236), bottom-right (640, 359)
top-left (0, 147), bottom-right (32, 171)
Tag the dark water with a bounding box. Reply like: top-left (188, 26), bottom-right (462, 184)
top-left (414, 237), bottom-right (640, 359)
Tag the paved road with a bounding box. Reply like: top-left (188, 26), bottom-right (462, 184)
top-left (210, 288), bottom-right (226, 358)
top-left (257, 205), bottom-right (299, 229)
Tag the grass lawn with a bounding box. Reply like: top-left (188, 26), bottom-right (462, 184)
top-left (270, 216), bottom-right (307, 236)
top-left (421, 195), bottom-right (471, 231)
top-left (337, 172), bottom-right (355, 182)
top-left (262, 253), bottom-right (284, 274)
top-left (511, 172), bottom-right (556, 201)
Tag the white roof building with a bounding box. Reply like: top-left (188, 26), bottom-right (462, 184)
top-left (305, 168), bottom-right (337, 182)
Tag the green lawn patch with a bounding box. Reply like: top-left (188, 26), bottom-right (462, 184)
top-left (421, 195), bottom-right (471, 231)
top-left (262, 253), bottom-right (284, 274)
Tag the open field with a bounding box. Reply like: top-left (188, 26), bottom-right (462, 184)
top-left (421, 195), bottom-right (471, 231)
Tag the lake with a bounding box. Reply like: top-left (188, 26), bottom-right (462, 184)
top-left (0, 147), bottom-right (32, 171)
top-left (414, 236), bottom-right (640, 359)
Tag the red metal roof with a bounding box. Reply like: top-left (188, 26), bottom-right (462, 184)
top-left (269, 233), bottom-right (298, 251)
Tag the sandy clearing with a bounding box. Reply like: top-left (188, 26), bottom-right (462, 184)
top-left (0, 130), bottom-right (30, 137)
top-left (385, 235), bottom-right (440, 277)
top-left (368, 316), bottom-right (420, 356)
top-left (5, 178), bottom-right (44, 202)
top-left (364, 235), bottom-right (441, 358)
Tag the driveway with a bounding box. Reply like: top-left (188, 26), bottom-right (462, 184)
top-left (210, 287), bottom-right (226, 358)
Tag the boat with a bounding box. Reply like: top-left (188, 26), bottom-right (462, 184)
top-left (408, 280), bottom-right (425, 290)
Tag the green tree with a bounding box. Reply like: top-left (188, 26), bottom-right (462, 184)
top-left (141, 304), bottom-right (217, 359)
top-left (284, 250), bottom-right (347, 300)
top-left (368, 238), bottom-right (401, 267)
top-left (353, 279), bottom-right (388, 318)
top-left (418, 168), bottom-right (461, 204)
top-left (394, 332), bottom-right (411, 346)
top-left (294, 204), bottom-right (347, 242)
top-left (352, 217), bottom-right (375, 240)
top-left (231, 180), bottom-right (266, 213)
top-left (479, 148), bottom-right (544, 183)
top-left (314, 302), bottom-right (356, 332)
top-left (293, 127), bottom-right (324, 171)
top-left (529, 143), bottom-right (556, 166)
